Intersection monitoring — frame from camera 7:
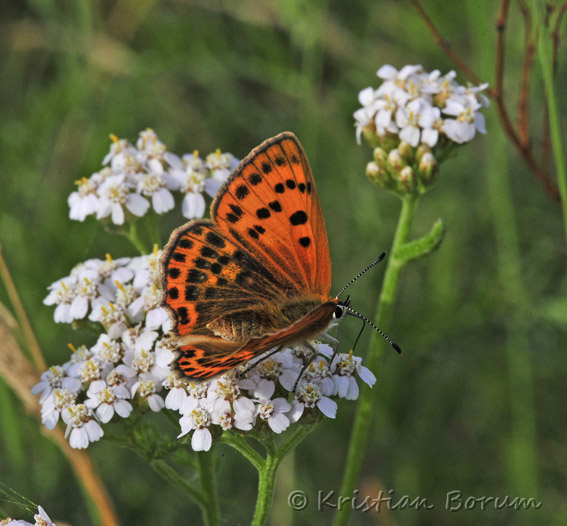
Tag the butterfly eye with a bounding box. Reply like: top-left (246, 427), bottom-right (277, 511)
top-left (333, 305), bottom-right (346, 320)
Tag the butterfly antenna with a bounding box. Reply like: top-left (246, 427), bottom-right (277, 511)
top-left (346, 307), bottom-right (402, 354)
top-left (336, 253), bottom-right (386, 298)
top-left (352, 317), bottom-right (366, 352)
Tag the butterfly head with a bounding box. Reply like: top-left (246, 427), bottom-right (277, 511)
top-left (333, 296), bottom-right (352, 321)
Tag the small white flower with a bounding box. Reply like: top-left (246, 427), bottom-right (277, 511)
top-left (31, 366), bottom-right (81, 403)
top-left (395, 99), bottom-right (426, 147)
top-left (178, 407), bottom-right (213, 451)
top-left (291, 381), bottom-right (337, 420)
top-left (68, 177), bottom-right (99, 221)
top-left (43, 277), bottom-right (77, 323)
top-left (105, 364), bottom-right (138, 390)
top-left (88, 299), bottom-right (127, 338)
top-left (136, 128), bottom-right (166, 158)
top-left (40, 387), bottom-right (78, 429)
top-left (163, 374), bottom-right (189, 410)
top-left (377, 64), bottom-right (423, 83)
top-left (103, 135), bottom-right (133, 166)
top-left (96, 174), bottom-right (150, 225)
top-left (253, 379), bottom-right (291, 433)
top-left (131, 373), bottom-right (165, 412)
top-left (84, 379), bottom-right (132, 423)
top-left (62, 404), bottom-right (104, 449)
top-left (34, 506), bottom-right (57, 526)
top-left (137, 159), bottom-right (175, 214)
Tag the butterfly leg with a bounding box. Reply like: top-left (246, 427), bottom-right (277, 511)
top-left (326, 319), bottom-right (345, 375)
top-left (240, 345), bottom-right (284, 377)
top-left (292, 341), bottom-right (324, 392)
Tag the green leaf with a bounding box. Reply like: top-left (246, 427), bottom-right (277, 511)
top-left (393, 218), bottom-right (445, 263)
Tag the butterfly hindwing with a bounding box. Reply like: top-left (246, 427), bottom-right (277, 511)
top-left (212, 132), bottom-right (331, 297)
top-left (173, 300), bottom-right (337, 381)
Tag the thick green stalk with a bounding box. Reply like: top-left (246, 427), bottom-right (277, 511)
top-left (251, 424), bottom-right (317, 526)
top-left (252, 436), bottom-right (279, 526)
top-left (334, 194), bottom-right (419, 526)
top-left (197, 451), bottom-right (221, 526)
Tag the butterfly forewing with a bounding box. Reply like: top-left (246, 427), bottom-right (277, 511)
top-left (212, 133), bottom-right (331, 297)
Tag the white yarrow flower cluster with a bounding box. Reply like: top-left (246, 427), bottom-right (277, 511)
top-left (34, 250), bottom-right (171, 448)
top-left (354, 64), bottom-right (489, 147)
top-left (37, 252), bottom-right (376, 451)
top-left (68, 129), bottom-right (239, 223)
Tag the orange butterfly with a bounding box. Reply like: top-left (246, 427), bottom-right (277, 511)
top-left (161, 132), bottom-right (394, 382)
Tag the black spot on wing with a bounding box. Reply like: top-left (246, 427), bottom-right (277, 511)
top-left (256, 208), bottom-right (270, 219)
top-left (236, 184), bottom-right (249, 199)
top-left (205, 232), bottom-right (226, 248)
top-left (248, 172), bottom-right (262, 185)
top-left (186, 269), bottom-right (208, 284)
top-left (185, 285), bottom-right (200, 301)
top-left (289, 210), bottom-right (308, 226)
top-left (269, 200), bottom-right (282, 212)
top-left (200, 246), bottom-right (218, 258)
top-left (168, 287), bottom-right (179, 299)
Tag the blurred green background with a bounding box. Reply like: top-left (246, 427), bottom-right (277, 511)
top-left (1, 0), bottom-right (565, 525)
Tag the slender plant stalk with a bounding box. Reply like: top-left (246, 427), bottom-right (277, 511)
top-left (334, 194), bottom-right (419, 526)
top-left (150, 459), bottom-right (204, 503)
top-left (537, 16), bottom-right (567, 244)
top-left (126, 221), bottom-right (151, 255)
top-left (0, 246), bottom-right (46, 371)
top-left (487, 129), bottom-right (538, 498)
top-left (221, 434), bottom-right (264, 470)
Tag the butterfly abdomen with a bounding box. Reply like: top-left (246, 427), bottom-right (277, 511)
top-left (206, 310), bottom-right (273, 341)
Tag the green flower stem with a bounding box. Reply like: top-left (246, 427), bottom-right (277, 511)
top-left (536, 15), bottom-right (567, 245)
top-left (150, 459), bottom-right (205, 505)
top-left (197, 451), bottom-right (221, 526)
top-left (334, 193), bottom-right (419, 526)
top-left (221, 433), bottom-right (264, 470)
top-left (126, 221), bottom-right (151, 255)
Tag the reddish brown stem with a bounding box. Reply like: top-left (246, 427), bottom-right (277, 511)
top-left (552, 3), bottom-right (567, 76)
top-left (517, 0), bottom-right (535, 149)
top-left (408, 0), bottom-right (490, 92)
top-left (411, 0), bottom-right (560, 202)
